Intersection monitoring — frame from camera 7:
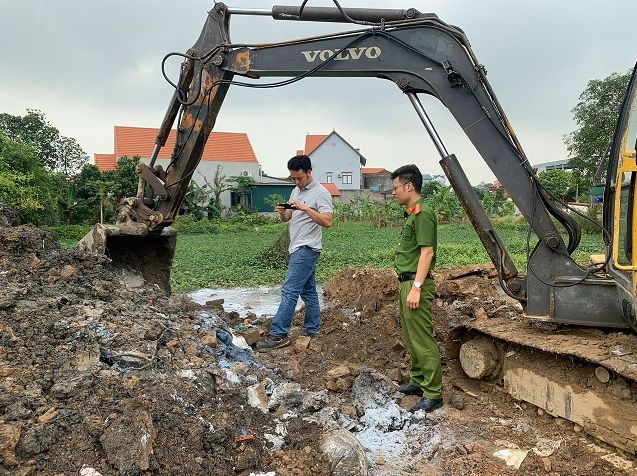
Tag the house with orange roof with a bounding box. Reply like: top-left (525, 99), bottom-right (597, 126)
top-left (95, 126), bottom-right (294, 212)
top-left (297, 131), bottom-right (366, 193)
top-left (361, 167), bottom-right (392, 193)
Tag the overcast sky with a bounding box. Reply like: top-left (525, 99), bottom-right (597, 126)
top-left (1, 0), bottom-right (636, 184)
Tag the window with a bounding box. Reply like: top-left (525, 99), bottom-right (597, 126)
top-left (341, 172), bottom-right (352, 184)
top-left (326, 172), bottom-right (333, 183)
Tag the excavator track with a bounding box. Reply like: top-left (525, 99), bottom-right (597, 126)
top-left (456, 316), bottom-right (637, 454)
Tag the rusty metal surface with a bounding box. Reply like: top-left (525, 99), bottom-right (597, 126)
top-left (77, 225), bottom-right (176, 293)
top-left (440, 154), bottom-right (525, 302)
top-left (460, 316), bottom-right (637, 382)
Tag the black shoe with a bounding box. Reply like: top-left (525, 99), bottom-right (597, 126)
top-left (410, 397), bottom-right (443, 413)
top-left (302, 330), bottom-right (319, 337)
top-left (256, 335), bottom-right (290, 351)
top-left (398, 383), bottom-right (424, 396)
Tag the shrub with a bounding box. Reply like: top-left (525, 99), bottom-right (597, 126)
top-left (172, 215), bottom-right (218, 235)
top-left (46, 224), bottom-right (92, 241)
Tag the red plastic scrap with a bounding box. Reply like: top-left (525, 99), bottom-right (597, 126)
top-left (235, 432), bottom-right (255, 444)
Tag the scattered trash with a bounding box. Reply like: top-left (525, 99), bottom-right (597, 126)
top-left (609, 345), bottom-right (629, 356)
top-left (231, 331), bottom-right (251, 350)
top-left (264, 433), bottom-right (285, 451)
top-left (236, 431), bottom-right (255, 444)
top-left (247, 382), bottom-right (269, 413)
top-left (493, 448), bottom-right (529, 469)
top-left (79, 466), bottom-right (103, 476)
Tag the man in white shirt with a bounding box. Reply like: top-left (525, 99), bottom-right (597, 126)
top-left (258, 155), bottom-right (333, 350)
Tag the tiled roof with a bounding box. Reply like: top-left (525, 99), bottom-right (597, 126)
top-left (304, 131), bottom-right (367, 166)
top-left (94, 153), bottom-right (117, 171)
top-left (321, 182), bottom-right (341, 197)
top-left (361, 167), bottom-right (388, 175)
top-left (113, 126), bottom-right (258, 163)
top-left (304, 134), bottom-right (329, 155)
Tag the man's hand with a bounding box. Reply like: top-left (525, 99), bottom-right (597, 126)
top-left (289, 199), bottom-right (308, 211)
top-left (289, 200), bottom-right (332, 227)
top-left (276, 204), bottom-right (290, 214)
top-left (406, 287), bottom-right (421, 309)
top-left (276, 203), bottom-right (294, 222)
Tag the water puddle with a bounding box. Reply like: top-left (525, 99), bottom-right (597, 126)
top-left (189, 285), bottom-right (327, 317)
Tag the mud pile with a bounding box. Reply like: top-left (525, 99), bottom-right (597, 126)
top-left (0, 224), bottom-right (330, 476)
top-left (257, 265), bottom-right (632, 475)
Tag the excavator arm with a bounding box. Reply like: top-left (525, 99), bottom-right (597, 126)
top-left (85, 3), bottom-right (625, 328)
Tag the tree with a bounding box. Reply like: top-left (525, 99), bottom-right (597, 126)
top-left (0, 133), bottom-right (58, 224)
top-left (65, 164), bottom-right (112, 224)
top-left (199, 165), bottom-right (233, 218)
top-left (565, 71), bottom-right (631, 185)
top-left (229, 175), bottom-right (255, 209)
top-left (104, 155), bottom-right (140, 199)
top-left (265, 194), bottom-right (285, 210)
top-left (538, 169), bottom-right (571, 200)
top-left (426, 185), bottom-right (464, 223)
top-left (55, 135), bottom-right (89, 176)
top-left (181, 181), bottom-right (211, 220)
top-left (0, 109), bottom-right (88, 175)
top-left (422, 180), bottom-right (443, 198)
top-left (86, 178), bottom-right (115, 224)
top-left (0, 109), bottom-right (59, 169)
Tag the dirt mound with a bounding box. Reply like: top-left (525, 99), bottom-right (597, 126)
top-left (0, 202), bottom-right (19, 227)
top-left (258, 264), bottom-right (631, 475)
top-left (0, 224), bottom-right (329, 476)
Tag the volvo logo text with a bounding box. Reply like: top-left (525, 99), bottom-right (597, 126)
top-left (301, 46), bottom-right (382, 63)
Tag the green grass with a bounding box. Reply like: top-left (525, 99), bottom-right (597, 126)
top-left (172, 221), bottom-right (605, 292)
top-left (53, 221), bottom-right (606, 293)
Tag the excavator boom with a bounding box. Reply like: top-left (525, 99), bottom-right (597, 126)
top-left (81, 2), bottom-right (623, 328)
top-left (76, 3), bottom-right (632, 330)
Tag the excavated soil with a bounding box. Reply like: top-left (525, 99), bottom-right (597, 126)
top-left (257, 265), bottom-right (637, 475)
top-left (2, 220), bottom-right (637, 476)
top-left (0, 224), bottom-right (330, 476)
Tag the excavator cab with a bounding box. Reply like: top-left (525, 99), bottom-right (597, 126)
top-left (605, 63), bottom-right (637, 329)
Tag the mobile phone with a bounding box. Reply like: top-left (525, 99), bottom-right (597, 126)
top-left (277, 203), bottom-right (294, 209)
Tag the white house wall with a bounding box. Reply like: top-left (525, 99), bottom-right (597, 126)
top-left (309, 136), bottom-right (361, 190)
top-left (142, 158), bottom-right (261, 210)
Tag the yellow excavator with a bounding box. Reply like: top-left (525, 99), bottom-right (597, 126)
top-left (79, 2), bottom-right (637, 452)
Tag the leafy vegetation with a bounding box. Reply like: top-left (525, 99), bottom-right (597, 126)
top-left (0, 132), bottom-right (59, 224)
top-left (168, 220), bottom-right (604, 292)
top-left (0, 109), bottom-right (87, 174)
top-left (565, 70), bottom-right (631, 187)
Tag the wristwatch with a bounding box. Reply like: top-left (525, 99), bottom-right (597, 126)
top-left (413, 280), bottom-right (422, 289)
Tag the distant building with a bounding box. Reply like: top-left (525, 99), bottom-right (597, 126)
top-left (487, 180), bottom-right (510, 198)
top-left (95, 126), bottom-right (293, 213)
top-left (321, 183), bottom-right (341, 197)
top-left (297, 131), bottom-right (367, 193)
top-left (534, 159), bottom-right (571, 173)
top-left (361, 167), bottom-right (392, 192)
top-left (423, 173), bottom-right (447, 186)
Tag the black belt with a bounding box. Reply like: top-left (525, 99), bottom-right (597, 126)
top-left (398, 272), bottom-right (433, 282)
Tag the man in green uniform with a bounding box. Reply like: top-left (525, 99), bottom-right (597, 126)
top-left (391, 164), bottom-right (443, 413)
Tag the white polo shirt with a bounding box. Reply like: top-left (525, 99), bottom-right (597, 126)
top-left (288, 178), bottom-right (333, 254)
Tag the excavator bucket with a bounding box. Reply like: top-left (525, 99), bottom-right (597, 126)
top-left (77, 223), bottom-right (176, 294)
